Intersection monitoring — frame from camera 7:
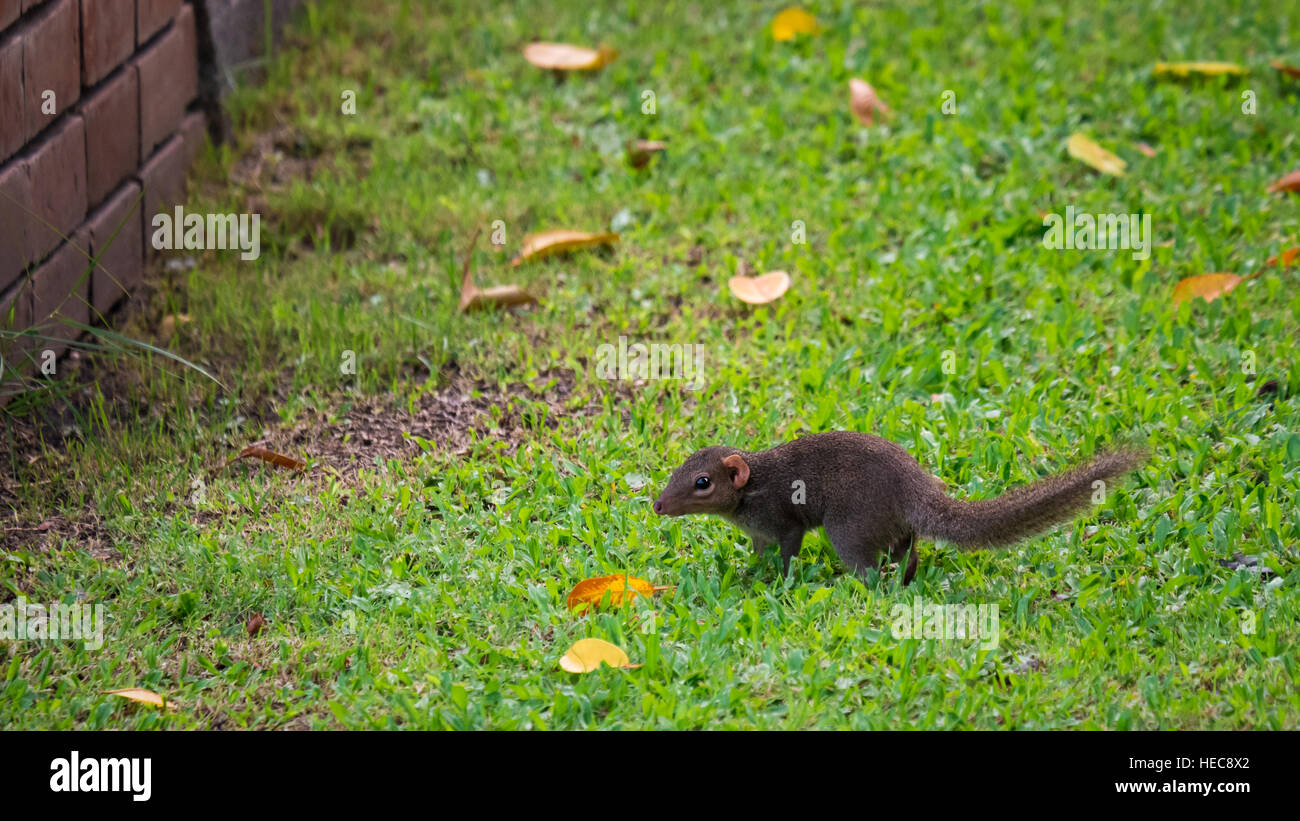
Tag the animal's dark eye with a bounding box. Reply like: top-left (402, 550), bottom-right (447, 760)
top-left (694, 476), bottom-right (711, 490)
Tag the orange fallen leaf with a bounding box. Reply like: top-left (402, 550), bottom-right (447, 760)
top-left (627, 139), bottom-right (667, 169)
top-left (849, 79), bottom-right (890, 126)
top-left (459, 228), bottom-right (538, 312)
top-left (770, 8), bottom-right (818, 41)
top-left (511, 230), bottom-right (619, 266)
top-left (522, 42), bottom-right (617, 71)
top-left (1172, 273), bottom-right (1244, 305)
top-left (1135, 141), bottom-right (1158, 158)
top-left (234, 445), bottom-right (307, 472)
top-left (1153, 61), bottom-right (1248, 78)
top-left (566, 574), bottom-right (667, 611)
top-left (728, 270), bottom-right (791, 305)
top-left (1267, 247), bottom-right (1298, 267)
top-left (1271, 60), bottom-right (1300, 79)
top-left (559, 638), bottom-right (639, 673)
top-left (1067, 133), bottom-right (1126, 177)
top-left (1266, 170), bottom-right (1300, 194)
top-left (104, 688), bottom-right (166, 708)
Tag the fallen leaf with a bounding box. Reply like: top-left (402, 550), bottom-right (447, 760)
top-left (104, 688), bottom-right (166, 708)
top-left (1067, 133), bottom-right (1127, 177)
top-left (1271, 60), bottom-right (1300, 79)
top-left (159, 313), bottom-right (191, 340)
top-left (1153, 61), bottom-right (1248, 78)
top-left (728, 270), bottom-right (791, 304)
top-left (246, 612), bottom-right (268, 637)
top-left (1267, 247), bottom-right (1298, 267)
top-left (770, 7), bottom-right (817, 41)
top-left (459, 228), bottom-right (538, 312)
top-left (522, 42), bottom-right (618, 71)
top-left (627, 139), bottom-right (667, 169)
top-left (1266, 170), bottom-right (1300, 194)
top-left (511, 230), bottom-right (619, 266)
top-left (1135, 141), bottom-right (1158, 158)
top-left (559, 638), bottom-right (638, 673)
top-left (1172, 273), bottom-right (1243, 305)
top-left (234, 445), bottom-right (307, 471)
top-left (849, 79), bottom-right (890, 126)
top-left (566, 574), bottom-right (658, 611)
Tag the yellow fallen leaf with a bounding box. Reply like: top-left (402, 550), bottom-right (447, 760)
top-left (1154, 61), bottom-right (1248, 78)
top-left (566, 574), bottom-right (658, 611)
top-left (1266, 170), bottom-right (1300, 194)
top-left (559, 638), bottom-right (638, 673)
top-left (104, 688), bottom-right (166, 708)
top-left (1172, 273), bottom-right (1243, 305)
top-left (1067, 133), bottom-right (1127, 177)
top-left (770, 8), bottom-right (817, 42)
top-left (458, 229), bottom-right (537, 313)
top-left (1271, 60), bottom-right (1300, 79)
top-left (511, 230), bottom-right (619, 266)
top-left (728, 270), bottom-right (791, 304)
top-left (522, 42), bottom-right (618, 71)
top-left (849, 79), bottom-right (890, 126)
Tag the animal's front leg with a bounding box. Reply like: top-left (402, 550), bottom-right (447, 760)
top-left (779, 531), bottom-right (804, 575)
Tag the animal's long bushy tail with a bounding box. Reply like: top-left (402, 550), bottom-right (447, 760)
top-left (908, 449), bottom-right (1147, 549)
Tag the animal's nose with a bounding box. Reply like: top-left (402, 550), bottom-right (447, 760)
top-left (653, 499), bottom-right (663, 514)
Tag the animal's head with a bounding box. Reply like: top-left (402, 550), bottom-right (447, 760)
top-left (653, 447), bottom-right (750, 516)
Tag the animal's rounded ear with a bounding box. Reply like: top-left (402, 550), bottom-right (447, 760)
top-left (721, 454), bottom-right (750, 488)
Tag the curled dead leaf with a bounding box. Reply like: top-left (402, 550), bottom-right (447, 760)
top-left (104, 688), bottom-right (166, 708)
top-left (728, 270), bottom-right (791, 305)
top-left (1266, 170), bottom-right (1300, 194)
top-left (233, 445), bottom-right (307, 472)
top-left (1066, 133), bottom-right (1126, 177)
top-left (1271, 60), bottom-right (1300, 79)
top-left (627, 139), bottom-right (667, 169)
top-left (1153, 61), bottom-right (1248, 78)
top-left (522, 42), bottom-right (617, 71)
top-left (246, 612), bottom-right (268, 637)
top-left (770, 8), bottom-right (818, 42)
top-left (559, 638), bottom-right (639, 673)
top-left (511, 230), bottom-right (619, 266)
top-left (1134, 141), bottom-right (1158, 158)
top-left (1266, 247), bottom-right (1298, 267)
top-left (459, 228), bottom-right (538, 312)
top-left (1172, 273), bottom-right (1244, 305)
top-left (566, 574), bottom-right (659, 611)
top-left (849, 79), bottom-right (890, 126)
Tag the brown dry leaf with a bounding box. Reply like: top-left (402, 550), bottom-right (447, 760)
top-left (159, 313), bottom-right (191, 341)
top-left (1172, 273), bottom-right (1244, 305)
top-left (1135, 141), bottom-right (1158, 158)
top-left (522, 42), bottom-right (618, 71)
top-left (511, 230), bottom-right (619, 266)
top-left (1271, 60), bottom-right (1300, 78)
top-left (459, 229), bottom-right (538, 312)
top-left (1153, 61), bottom-right (1248, 78)
top-left (246, 612), bottom-right (268, 637)
top-left (104, 688), bottom-right (166, 708)
top-left (627, 139), bottom-right (667, 169)
top-left (558, 638), bottom-right (639, 673)
top-left (1266, 247), bottom-right (1299, 267)
top-left (849, 79), bottom-right (891, 126)
top-left (1067, 134), bottom-right (1127, 177)
top-left (565, 574), bottom-right (666, 611)
top-left (1266, 170), bottom-right (1300, 194)
top-left (728, 270), bottom-right (791, 305)
top-left (235, 445), bottom-right (307, 471)
top-left (770, 8), bottom-right (818, 42)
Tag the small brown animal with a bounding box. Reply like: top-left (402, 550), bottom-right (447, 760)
top-left (653, 432), bottom-right (1145, 584)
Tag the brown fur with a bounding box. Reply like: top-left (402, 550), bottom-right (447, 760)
top-left (653, 432), bottom-right (1145, 583)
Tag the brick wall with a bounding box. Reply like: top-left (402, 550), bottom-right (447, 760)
top-left (1, 0), bottom-right (302, 393)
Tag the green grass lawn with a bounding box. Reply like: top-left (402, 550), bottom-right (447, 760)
top-left (2, 0), bottom-right (1298, 729)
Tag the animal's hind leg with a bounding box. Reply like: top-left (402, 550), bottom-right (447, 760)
top-left (890, 533), bottom-right (918, 585)
top-left (823, 516), bottom-right (892, 578)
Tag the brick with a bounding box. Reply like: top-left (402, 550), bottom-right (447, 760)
top-left (23, 0), bottom-right (80, 142)
top-left (137, 131), bottom-right (187, 260)
top-left (0, 0), bottom-right (19, 33)
top-left (25, 112), bottom-right (87, 263)
top-left (87, 179), bottom-right (143, 315)
top-left (136, 0), bottom-right (181, 45)
top-left (79, 63), bottom-right (139, 207)
top-left (30, 226), bottom-right (92, 355)
top-left (0, 33), bottom-right (23, 166)
top-left (81, 0), bottom-right (136, 87)
top-left (135, 2), bottom-right (196, 160)
top-left (0, 156), bottom-right (33, 286)
top-left (179, 107), bottom-right (205, 166)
